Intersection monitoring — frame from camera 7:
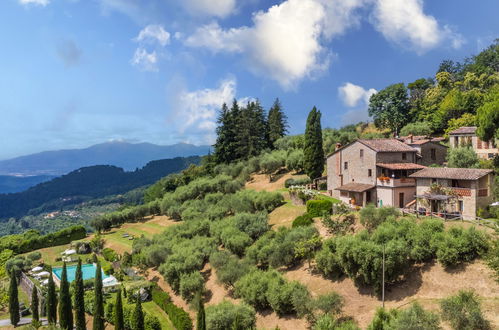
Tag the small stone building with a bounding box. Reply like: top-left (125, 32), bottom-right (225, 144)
top-left (449, 126), bottom-right (498, 159)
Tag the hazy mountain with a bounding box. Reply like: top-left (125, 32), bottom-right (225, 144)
top-left (0, 141), bottom-right (211, 176)
top-left (0, 175), bottom-right (56, 194)
top-left (0, 156), bottom-right (201, 220)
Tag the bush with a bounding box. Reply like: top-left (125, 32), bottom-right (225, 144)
top-left (440, 290), bottom-right (491, 330)
top-left (210, 251), bottom-right (252, 288)
top-left (179, 271), bottom-right (204, 301)
top-left (286, 149), bottom-right (305, 173)
top-left (151, 285), bottom-right (192, 330)
top-left (26, 252), bottom-right (41, 261)
top-left (205, 301), bottom-right (256, 330)
top-left (284, 177), bottom-right (312, 188)
top-left (388, 303), bottom-right (441, 330)
top-left (359, 205), bottom-right (399, 231)
top-left (102, 247), bottom-right (119, 262)
top-left (292, 213), bottom-right (314, 227)
top-left (399, 122), bottom-right (433, 136)
top-left (307, 200), bottom-right (333, 217)
top-left (435, 227), bottom-right (489, 267)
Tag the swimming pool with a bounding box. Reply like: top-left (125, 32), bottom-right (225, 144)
top-left (53, 264), bottom-right (109, 283)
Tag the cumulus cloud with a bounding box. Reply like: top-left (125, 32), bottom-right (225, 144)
top-left (19, 0), bottom-right (49, 6)
top-left (372, 0), bottom-right (463, 52)
top-left (56, 40), bottom-right (82, 68)
top-left (135, 24), bottom-right (170, 46)
top-left (181, 0), bottom-right (236, 18)
top-left (338, 82), bottom-right (376, 107)
top-left (130, 47), bottom-right (158, 72)
top-left (338, 82), bottom-right (376, 125)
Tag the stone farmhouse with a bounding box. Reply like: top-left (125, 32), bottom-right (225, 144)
top-left (410, 167), bottom-right (494, 220)
top-left (398, 135), bottom-right (447, 166)
top-left (449, 126), bottom-right (498, 159)
top-left (326, 139), bottom-right (438, 209)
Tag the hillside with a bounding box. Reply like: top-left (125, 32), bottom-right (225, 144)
top-left (0, 175), bottom-right (55, 194)
top-left (0, 141), bottom-right (210, 176)
top-left (0, 156), bottom-right (201, 220)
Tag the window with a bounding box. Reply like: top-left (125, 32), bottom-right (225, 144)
top-left (431, 148), bottom-right (436, 160)
top-left (454, 136), bottom-right (458, 147)
top-left (452, 180), bottom-right (458, 187)
top-left (402, 153), bottom-right (407, 160)
top-left (344, 162), bottom-right (348, 170)
top-left (340, 191), bottom-right (348, 197)
top-left (360, 149), bottom-right (364, 158)
top-left (368, 169), bottom-right (372, 177)
top-left (432, 178), bottom-right (437, 184)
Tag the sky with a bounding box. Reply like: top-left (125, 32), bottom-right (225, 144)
top-left (0, 0), bottom-right (498, 160)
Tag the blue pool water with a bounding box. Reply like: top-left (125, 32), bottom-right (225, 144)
top-left (53, 264), bottom-right (109, 283)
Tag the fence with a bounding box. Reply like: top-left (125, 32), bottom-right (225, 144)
top-left (19, 272), bottom-right (46, 316)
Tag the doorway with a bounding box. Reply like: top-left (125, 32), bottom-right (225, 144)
top-left (399, 192), bottom-right (405, 208)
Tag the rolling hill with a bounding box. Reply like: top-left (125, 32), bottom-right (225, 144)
top-left (0, 175), bottom-right (56, 194)
top-left (0, 141), bottom-right (210, 176)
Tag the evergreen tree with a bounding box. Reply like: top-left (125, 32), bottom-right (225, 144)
top-left (58, 262), bottom-right (73, 330)
top-left (267, 98), bottom-right (288, 148)
top-left (122, 285), bottom-right (127, 299)
top-left (8, 271), bottom-right (19, 327)
top-left (114, 288), bottom-right (124, 330)
top-left (132, 298), bottom-right (145, 330)
top-left (31, 285), bottom-right (39, 327)
top-left (214, 101), bottom-right (240, 164)
top-left (304, 107), bottom-right (325, 179)
top-left (74, 259), bottom-right (86, 330)
top-left (196, 294), bottom-right (206, 330)
top-left (92, 262), bottom-right (105, 330)
top-left (46, 268), bottom-right (57, 325)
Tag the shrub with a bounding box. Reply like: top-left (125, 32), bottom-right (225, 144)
top-left (232, 212), bottom-right (269, 240)
top-left (26, 252), bottom-right (41, 261)
top-left (388, 303), bottom-right (441, 330)
top-left (435, 227), bottom-right (489, 267)
top-left (205, 301), bottom-right (256, 330)
top-left (102, 248), bottom-right (119, 262)
top-left (151, 285), bottom-right (192, 330)
top-left (210, 251), bottom-right (252, 288)
top-left (359, 205), bottom-right (399, 231)
top-left (220, 228), bottom-right (252, 256)
top-left (284, 177), bottom-right (312, 188)
top-left (292, 213), bottom-right (314, 227)
top-left (179, 272), bottom-right (204, 302)
top-left (306, 200), bottom-right (333, 217)
top-left (311, 292), bottom-right (344, 316)
top-left (400, 122), bottom-right (433, 137)
top-left (440, 290), bottom-right (491, 330)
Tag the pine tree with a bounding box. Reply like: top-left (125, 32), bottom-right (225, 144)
top-left (133, 298), bottom-right (145, 330)
top-left (304, 107), bottom-right (325, 179)
top-left (8, 271), bottom-right (19, 327)
top-left (46, 268), bottom-right (57, 324)
top-left (114, 288), bottom-right (124, 330)
top-left (58, 262), bottom-right (73, 330)
top-left (236, 100), bottom-right (268, 159)
top-left (267, 98), bottom-right (288, 148)
top-left (74, 259), bottom-right (86, 330)
top-left (214, 101), bottom-right (240, 164)
top-left (31, 285), bottom-right (39, 327)
top-left (92, 262), bottom-right (105, 330)
top-left (196, 294), bottom-right (206, 330)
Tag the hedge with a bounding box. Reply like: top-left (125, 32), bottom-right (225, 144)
top-left (151, 285), bottom-right (192, 330)
top-left (306, 200), bottom-right (333, 217)
top-left (292, 214), bottom-right (313, 228)
top-left (1, 225), bottom-right (87, 254)
top-left (102, 247), bottom-right (118, 262)
top-left (284, 177), bottom-right (312, 188)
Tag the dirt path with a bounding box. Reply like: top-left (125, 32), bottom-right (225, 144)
top-left (285, 260), bottom-right (499, 329)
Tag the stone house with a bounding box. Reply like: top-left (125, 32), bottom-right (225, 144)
top-left (409, 167), bottom-right (494, 220)
top-left (400, 135), bottom-right (448, 166)
top-left (326, 139), bottom-right (428, 208)
top-left (449, 126), bottom-right (498, 159)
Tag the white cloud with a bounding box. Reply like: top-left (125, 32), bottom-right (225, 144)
top-left (338, 82), bottom-right (376, 107)
top-left (19, 0), bottom-right (49, 6)
top-left (135, 24), bottom-right (170, 46)
top-left (186, 0), bottom-right (331, 89)
top-left (181, 0), bottom-right (236, 18)
top-left (317, 0), bottom-right (367, 39)
top-left (338, 82), bottom-right (376, 125)
top-left (372, 0), bottom-right (463, 53)
top-left (130, 47), bottom-right (158, 72)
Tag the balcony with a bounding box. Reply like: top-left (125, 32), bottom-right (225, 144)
top-left (377, 177), bottom-right (416, 187)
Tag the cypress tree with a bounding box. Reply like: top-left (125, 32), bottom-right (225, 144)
top-left (133, 298), bottom-right (145, 330)
top-left (58, 262), bottom-right (73, 330)
top-left (267, 98), bottom-right (288, 148)
top-left (196, 294), bottom-right (206, 330)
top-left (31, 285), bottom-right (39, 326)
top-left (92, 262), bottom-right (105, 330)
top-left (114, 288), bottom-right (124, 330)
top-left (122, 285), bottom-right (127, 299)
top-left (46, 268), bottom-right (57, 324)
top-left (8, 271), bottom-right (19, 327)
top-left (304, 107), bottom-right (324, 179)
top-left (74, 259), bottom-right (86, 330)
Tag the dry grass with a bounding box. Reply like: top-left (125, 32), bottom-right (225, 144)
top-left (268, 202), bottom-right (307, 228)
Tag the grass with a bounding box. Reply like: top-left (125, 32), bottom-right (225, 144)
top-left (143, 301), bottom-right (175, 330)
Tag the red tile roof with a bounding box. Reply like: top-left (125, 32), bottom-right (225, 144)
top-left (449, 126), bottom-right (477, 135)
top-left (377, 163), bottom-right (427, 170)
top-left (358, 139), bottom-right (417, 152)
top-left (409, 167), bottom-right (493, 180)
top-left (335, 182), bottom-right (375, 193)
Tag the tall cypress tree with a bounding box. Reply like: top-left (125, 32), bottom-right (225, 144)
top-left (74, 259), bottom-right (86, 330)
top-left (8, 271), bottom-right (19, 327)
top-left (304, 107), bottom-right (325, 179)
top-left (267, 98), bottom-right (288, 148)
top-left (31, 285), bottom-right (39, 326)
top-left (114, 288), bottom-right (124, 330)
top-left (46, 268), bottom-right (57, 325)
top-left (196, 294), bottom-right (206, 330)
top-left (133, 298), bottom-right (145, 330)
top-left (58, 262), bottom-right (73, 330)
top-left (92, 262), bottom-right (105, 330)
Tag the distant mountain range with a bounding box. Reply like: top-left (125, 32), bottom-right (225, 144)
top-left (0, 141), bottom-right (211, 176)
top-left (0, 156), bottom-right (201, 220)
top-left (0, 175), bottom-right (56, 194)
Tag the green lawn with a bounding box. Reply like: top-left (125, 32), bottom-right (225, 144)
top-left (143, 301), bottom-right (175, 330)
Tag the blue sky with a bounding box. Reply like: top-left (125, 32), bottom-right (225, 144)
top-left (0, 0), bottom-right (498, 159)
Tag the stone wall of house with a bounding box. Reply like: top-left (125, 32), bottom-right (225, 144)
top-left (418, 142), bottom-right (447, 166)
top-left (376, 152), bottom-right (416, 164)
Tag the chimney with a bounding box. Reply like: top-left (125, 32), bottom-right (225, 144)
top-left (408, 134), bottom-right (413, 144)
top-left (335, 143), bottom-right (342, 150)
